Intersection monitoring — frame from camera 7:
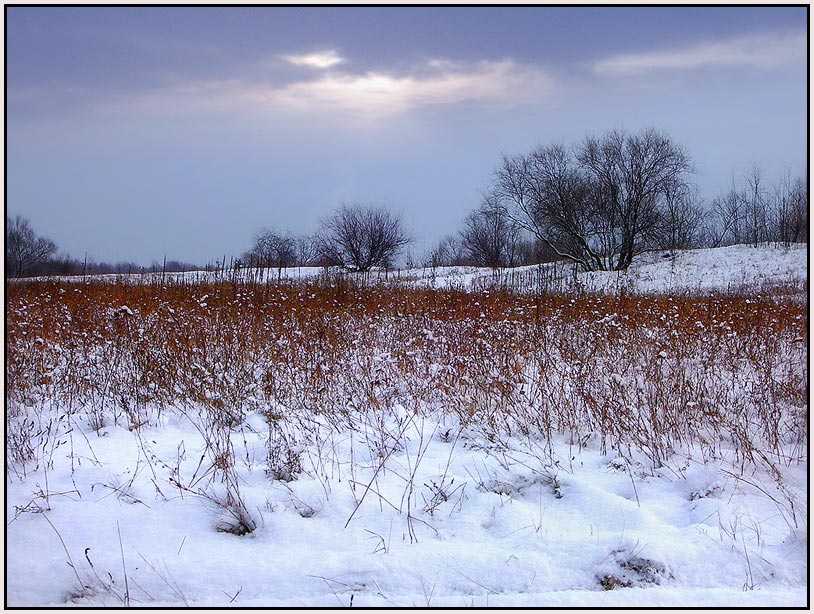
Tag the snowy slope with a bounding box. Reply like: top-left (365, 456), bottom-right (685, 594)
top-left (579, 243), bottom-right (808, 295)
top-left (413, 243), bottom-right (808, 296)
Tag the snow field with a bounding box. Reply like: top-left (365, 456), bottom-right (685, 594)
top-left (6, 405), bottom-right (807, 606)
top-left (6, 244), bottom-right (808, 606)
top-left (4, 408), bottom-right (806, 607)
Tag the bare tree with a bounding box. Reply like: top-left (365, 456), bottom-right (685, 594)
top-left (784, 176), bottom-right (808, 244)
top-left (771, 172), bottom-right (808, 246)
top-left (706, 178), bottom-right (745, 248)
top-left (706, 170), bottom-right (808, 248)
top-left (318, 204), bottom-right (410, 272)
top-left (243, 228), bottom-right (297, 278)
top-left (6, 215), bottom-right (58, 278)
top-left (576, 128), bottom-right (693, 270)
top-left (294, 233), bottom-right (321, 267)
top-left (494, 143), bottom-right (613, 271)
top-left (424, 234), bottom-right (468, 267)
top-left (459, 195), bottom-right (521, 268)
top-left (742, 166), bottom-right (770, 246)
top-left (493, 130), bottom-right (693, 271)
top-left (651, 181), bottom-right (706, 250)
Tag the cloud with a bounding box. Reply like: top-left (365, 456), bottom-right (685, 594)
top-left (594, 30), bottom-right (805, 77)
top-left (280, 50), bottom-right (345, 69)
top-left (57, 55), bottom-right (557, 123)
top-left (264, 59), bottom-right (556, 117)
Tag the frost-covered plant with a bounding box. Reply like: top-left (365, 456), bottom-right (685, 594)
top-left (266, 418), bottom-right (303, 482)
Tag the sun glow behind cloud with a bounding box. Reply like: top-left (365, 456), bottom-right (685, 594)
top-left (594, 30), bottom-right (805, 77)
top-left (118, 57), bottom-right (557, 121)
top-left (280, 50), bottom-right (345, 69)
top-left (266, 59), bottom-right (555, 117)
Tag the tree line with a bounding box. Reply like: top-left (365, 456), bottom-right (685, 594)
top-left (5, 215), bottom-right (200, 278)
top-left (438, 129), bottom-right (807, 271)
top-left (6, 128), bottom-right (808, 279)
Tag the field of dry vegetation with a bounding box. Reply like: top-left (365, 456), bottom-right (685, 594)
top-left (7, 277), bottom-right (807, 533)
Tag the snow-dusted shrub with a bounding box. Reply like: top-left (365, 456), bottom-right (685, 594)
top-left (266, 417), bottom-right (303, 482)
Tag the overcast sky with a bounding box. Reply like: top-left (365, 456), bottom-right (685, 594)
top-left (6, 6), bottom-right (807, 265)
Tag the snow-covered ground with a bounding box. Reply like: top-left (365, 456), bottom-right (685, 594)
top-left (6, 411), bottom-right (807, 607)
top-left (25, 243), bottom-right (808, 298)
top-left (579, 243), bottom-right (808, 296)
top-left (6, 243), bottom-right (808, 607)
top-left (409, 243), bottom-right (808, 296)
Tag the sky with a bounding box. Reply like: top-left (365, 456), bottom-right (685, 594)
top-left (6, 6), bottom-right (808, 266)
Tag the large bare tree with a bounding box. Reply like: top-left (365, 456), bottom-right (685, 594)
top-left (318, 204), bottom-right (410, 272)
top-left (6, 215), bottom-right (58, 278)
top-left (576, 129), bottom-right (693, 270)
top-left (493, 129), bottom-right (694, 271)
top-left (493, 143), bottom-right (612, 271)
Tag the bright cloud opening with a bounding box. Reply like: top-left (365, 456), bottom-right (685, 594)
top-left (267, 59), bottom-right (556, 117)
top-left (281, 50), bottom-right (345, 69)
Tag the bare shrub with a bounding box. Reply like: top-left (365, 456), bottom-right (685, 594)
top-left (6, 215), bottom-right (58, 278)
top-left (318, 204), bottom-right (410, 272)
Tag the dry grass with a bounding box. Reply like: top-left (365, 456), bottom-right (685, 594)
top-left (6, 276), bottom-right (808, 527)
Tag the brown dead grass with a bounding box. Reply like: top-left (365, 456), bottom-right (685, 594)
top-left (6, 277), bottom-right (808, 476)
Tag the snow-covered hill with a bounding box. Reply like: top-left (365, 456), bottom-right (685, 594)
top-left (24, 243), bottom-right (808, 297)
top-left (411, 243), bottom-right (808, 296)
top-left (579, 243), bottom-right (808, 295)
